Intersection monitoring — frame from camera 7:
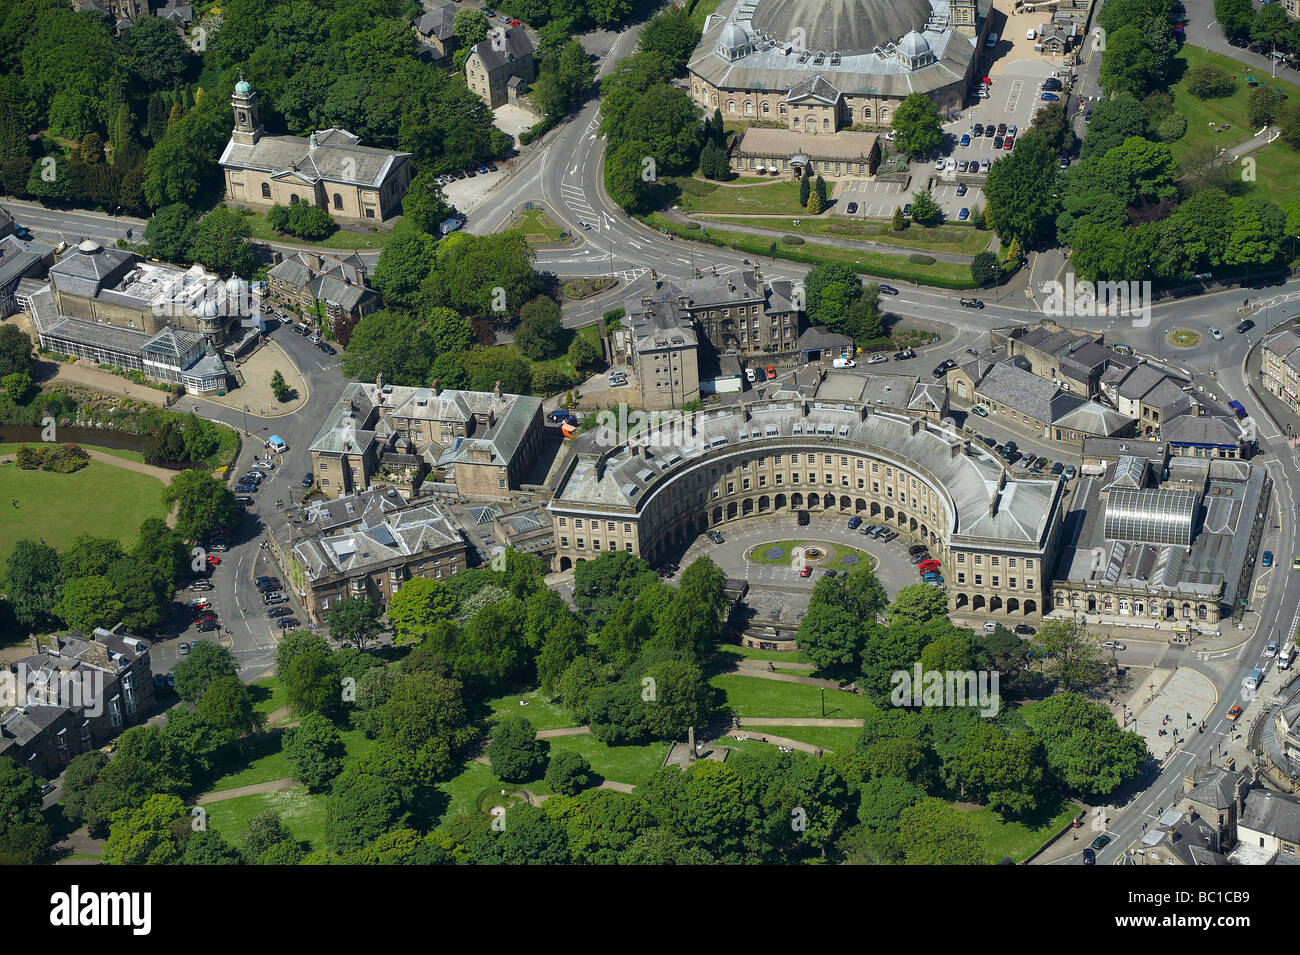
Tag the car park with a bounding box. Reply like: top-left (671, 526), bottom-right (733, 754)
top-left (993, 135), bottom-right (1003, 149)
top-left (960, 133), bottom-right (971, 147)
top-left (973, 123), bottom-right (984, 136)
top-left (263, 593), bottom-right (287, 605)
top-left (979, 158), bottom-right (990, 173)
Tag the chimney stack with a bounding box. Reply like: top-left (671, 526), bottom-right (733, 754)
top-left (493, 380), bottom-right (503, 400)
top-left (431, 378), bottom-right (441, 396)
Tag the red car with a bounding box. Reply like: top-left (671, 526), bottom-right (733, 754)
top-left (1004, 137), bottom-right (1015, 149)
top-left (918, 559), bottom-right (940, 571)
top-left (511, 18), bottom-right (520, 26)
top-left (189, 601), bottom-right (211, 612)
top-left (799, 566), bottom-right (812, 578)
top-left (205, 555), bottom-right (221, 566)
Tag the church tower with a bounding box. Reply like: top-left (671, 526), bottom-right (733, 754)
top-left (231, 78), bottom-right (263, 147)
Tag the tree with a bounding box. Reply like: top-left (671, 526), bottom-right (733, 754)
top-left (60, 751), bottom-right (109, 830)
top-left (638, 6), bottom-right (702, 73)
top-left (699, 138), bottom-right (729, 180)
top-left (888, 584), bottom-right (950, 625)
top-left (102, 793), bottom-right (185, 866)
top-left (803, 262), bottom-right (863, 329)
top-left (269, 370), bottom-right (292, 403)
top-left (1248, 86), bottom-right (1288, 129)
top-left (1185, 62), bottom-right (1236, 100)
top-left (814, 175), bottom-right (828, 206)
top-left (190, 206), bottom-right (256, 277)
top-left (388, 577), bottom-right (458, 644)
top-left (799, 174), bottom-right (811, 208)
top-left (183, 829), bottom-right (246, 865)
top-left (891, 206), bottom-right (906, 231)
top-left (55, 576), bottom-right (124, 633)
top-left (144, 202), bottom-right (196, 263)
top-left (0, 757), bottom-right (50, 864)
top-left (909, 189), bottom-right (940, 223)
top-left (401, 169), bottom-right (452, 235)
top-left (284, 713), bottom-right (347, 793)
top-left (1099, 24), bottom-right (1172, 98)
top-left (890, 92), bottom-right (944, 158)
top-left (604, 137), bottom-right (654, 212)
top-left (983, 130), bottom-right (1059, 246)
top-left (806, 190), bottom-right (824, 214)
top-left (1214, 0), bottom-right (1255, 41)
top-left (375, 670), bottom-right (476, 776)
top-left (325, 751), bottom-right (417, 852)
top-left (1080, 93), bottom-right (1150, 160)
top-left (567, 332), bottom-right (600, 371)
top-left (971, 250), bottom-right (1000, 286)
top-left (1024, 691), bottom-right (1147, 796)
top-left (1030, 100), bottom-right (1075, 155)
top-left (0, 324), bottom-right (33, 379)
top-left (1037, 618), bottom-right (1107, 690)
top-left (123, 16), bottom-right (191, 91)
top-left (244, 810), bottom-right (296, 859)
top-left (513, 295), bottom-right (565, 360)
top-left (488, 716), bottom-right (549, 782)
top-left (165, 469), bottom-right (239, 542)
top-left (545, 750), bottom-right (593, 795)
top-left (327, 595), bottom-right (382, 650)
top-left (453, 8), bottom-right (489, 48)
top-left (897, 797), bottom-right (992, 864)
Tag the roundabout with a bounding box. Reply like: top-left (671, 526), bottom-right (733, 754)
top-left (1167, 329), bottom-right (1202, 349)
top-left (745, 539), bottom-right (878, 573)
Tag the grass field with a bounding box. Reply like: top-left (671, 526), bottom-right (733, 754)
top-left (204, 786), bottom-right (329, 852)
top-left (963, 796), bottom-right (1082, 862)
top-left (680, 180), bottom-right (808, 216)
top-left (0, 456), bottom-right (167, 566)
top-left (1169, 46), bottom-right (1300, 207)
top-left (710, 673), bottom-right (873, 720)
top-left (507, 207), bottom-right (566, 244)
top-left (205, 727), bottom-right (376, 793)
top-left (646, 213), bottom-right (979, 289)
top-left (483, 687), bottom-right (578, 731)
top-left (240, 209), bottom-right (390, 251)
top-left (747, 539), bottom-right (875, 572)
top-left (530, 324), bottom-right (605, 395)
top-left (698, 215), bottom-right (993, 256)
top-left (543, 734), bottom-right (669, 787)
top-left (716, 644), bottom-right (808, 663)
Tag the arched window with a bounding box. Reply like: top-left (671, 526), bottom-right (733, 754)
top-left (778, 104), bottom-right (787, 114)
top-left (792, 116), bottom-right (800, 129)
top-left (822, 117), bottom-right (829, 130)
top-left (744, 101), bottom-right (753, 115)
top-left (846, 108), bottom-right (853, 123)
top-left (333, 193), bottom-right (343, 210)
top-left (727, 100), bottom-right (735, 113)
top-left (863, 106), bottom-right (872, 119)
top-left (261, 183), bottom-right (271, 199)
top-left (289, 194), bottom-right (299, 205)
top-left (880, 107), bottom-right (890, 122)
top-left (762, 102), bottom-right (770, 114)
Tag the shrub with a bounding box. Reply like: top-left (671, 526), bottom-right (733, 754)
top-left (544, 751), bottom-right (593, 795)
top-left (907, 253), bottom-right (936, 265)
top-left (1156, 113), bottom-right (1187, 142)
top-left (1185, 63), bottom-right (1235, 100)
top-left (780, 234), bottom-right (804, 245)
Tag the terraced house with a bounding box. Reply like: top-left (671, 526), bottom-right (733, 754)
top-left (266, 250), bottom-right (379, 345)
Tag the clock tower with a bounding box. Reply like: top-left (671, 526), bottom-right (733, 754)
top-left (231, 78), bottom-right (263, 147)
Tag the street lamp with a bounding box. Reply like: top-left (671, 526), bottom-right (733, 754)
top-left (242, 404), bottom-right (249, 436)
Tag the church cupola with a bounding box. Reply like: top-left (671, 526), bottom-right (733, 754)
top-left (231, 75), bottom-right (263, 147)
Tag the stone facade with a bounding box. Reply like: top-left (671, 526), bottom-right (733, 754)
top-left (465, 27), bottom-right (535, 108)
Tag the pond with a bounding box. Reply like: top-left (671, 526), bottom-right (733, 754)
top-left (0, 425), bottom-right (151, 453)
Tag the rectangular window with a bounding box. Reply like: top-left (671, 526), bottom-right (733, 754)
top-left (1009, 578), bottom-right (1017, 589)
top-left (957, 573), bottom-right (966, 584)
top-left (975, 575), bottom-right (983, 586)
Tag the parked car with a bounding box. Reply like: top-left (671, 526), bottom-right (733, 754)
top-left (235, 495), bottom-right (254, 506)
top-left (319, 342), bottom-right (336, 355)
top-left (278, 617), bottom-right (301, 629)
top-left (1063, 465), bottom-right (1077, 480)
top-left (799, 566), bottom-right (812, 578)
top-left (847, 516), bottom-right (863, 529)
top-left (196, 620), bottom-right (218, 633)
top-left (1007, 125), bottom-right (1018, 138)
top-left (1263, 551), bottom-right (1274, 566)
top-left (189, 581), bottom-right (213, 592)
top-left (979, 158), bottom-right (991, 173)
top-left (846, 201), bottom-right (858, 214)
top-left (235, 484), bottom-right (257, 495)
top-left (956, 182), bottom-right (968, 197)
top-left (867, 353), bottom-right (889, 365)
top-left (1041, 92), bottom-right (1060, 101)
top-left (263, 594), bottom-right (287, 605)
top-left (1004, 137), bottom-right (1015, 150)
top-left (960, 133), bottom-right (971, 146)
top-left (205, 555), bottom-right (220, 566)
top-left (993, 135), bottom-right (1004, 149)
top-left (973, 123), bottom-right (984, 136)
top-left (893, 348), bottom-right (915, 361)
top-left (268, 607), bottom-right (293, 618)
top-left (1266, 641), bottom-right (1279, 657)
top-left (958, 207), bottom-right (970, 220)
top-left (832, 357), bottom-right (856, 368)
top-left (302, 472), bottom-right (314, 488)
top-left (178, 642), bottom-right (191, 655)
top-left (1100, 640), bottom-right (1125, 651)
top-left (255, 576), bottom-right (279, 587)
top-left (209, 542), bottom-right (229, 553)
top-left (1014, 624), bottom-right (1036, 635)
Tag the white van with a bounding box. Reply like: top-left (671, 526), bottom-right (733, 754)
top-left (1279, 642), bottom-right (1295, 670)
top-left (832, 357), bottom-right (856, 368)
top-left (1026, 28), bottom-right (1037, 40)
top-left (1246, 668), bottom-right (1264, 692)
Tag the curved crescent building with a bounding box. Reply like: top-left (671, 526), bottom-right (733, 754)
top-left (688, 0), bottom-right (992, 130)
top-left (548, 398), bottom-right (1065, 621)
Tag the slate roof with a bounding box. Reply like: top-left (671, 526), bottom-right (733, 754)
top-left (48, 243), bottom-right (135, 298)
top-left (1053, 400), bottom-right (1134, 436)
top-left (0, 235), bottom-right (54, 291)
top-left (269, 252), bottom-right (375, 312)
top-left (294, 489), bottom-right (461, 582)
top-left (159, 3), bottom-right (194, 25)
top-left (1116, 363), bottom-right (1176, 401)
top-left (975, 361), bottom-right (1085, 424)
top-left (471, 26), bottom-right (534, 71)
top-left (1163, 414), bottom-right (1242, 449)
top-left (220, 128), bottom-right (410, 190)
top-left (786, 74), bottom-right (842, 104)
top-left (414, 4), bottom-right (456, 40)
top-left (1264, 328), bottom-right (1300, 376)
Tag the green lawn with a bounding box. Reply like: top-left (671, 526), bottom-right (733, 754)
top-left (530, 324), bottom-right (605, 395)
top-left (203, 786), bottom-right (329, 852)
top-left (646, 213), bottom-right (979, 289)
top-left (240, 209), bottom-right (391, 251)
top-left (483, 687), bottom-right (578, 732)
top-left (543, 734), bottom-right (669, 787)
top-left (738, 725), bottom-right (863, 752)
top-left (688, 0), bottom-right (723, 31)
top-left (205, 727), bottom-right (375, 793)
top-left (746, 539), bottom-right (875, 572)
top-left (0, 455), bottom-right (167, 567)
top-left (0, 442), bottom-right (144, 463)
top-left (1169, 45), bottom-right (1300, 207)
top-left (963, 796), bottom-right (1082, 863)
top-left (698, 214), bottom-right (993, 256)
top-left (437, 760), bottom-right (545, 826)
top-left (710, 673), bottom-right (872, 720)
top-left (249, 677), bottom-right (290, 723)
top-left (681, 179), bottom-right (808, 215)
top-left (506, 207), bottom-right (566, 244)
top-left (715, 644), bottom-right (808, 663)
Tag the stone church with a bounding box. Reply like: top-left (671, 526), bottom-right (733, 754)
top-left (218, 80), bottom-right (413, 226)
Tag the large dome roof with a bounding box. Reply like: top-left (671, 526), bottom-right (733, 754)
top-left (750, 0), bottom-right (936, 54)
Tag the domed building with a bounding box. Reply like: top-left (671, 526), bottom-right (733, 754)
top-left (689, 0), bottom-right (990, 176)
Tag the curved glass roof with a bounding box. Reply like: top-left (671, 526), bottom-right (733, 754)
top-left (1103, 488), bottom-right (1197, 547)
